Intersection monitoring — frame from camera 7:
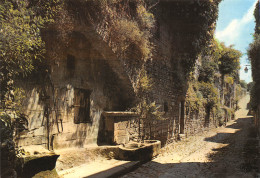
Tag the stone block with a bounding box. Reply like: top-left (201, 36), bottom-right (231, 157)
top-left (33, 127), bottom-right (45, 136)
top-left (18, 136), bottom-right (43, 146)
top-left (114, 121), bottom-right (128, 130)
top-left (114, 130), bottom-right (127, 137)
top-left (114, 135), bottom-right (129, 144)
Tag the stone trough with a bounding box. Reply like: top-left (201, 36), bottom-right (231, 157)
top-left (17, 153), bottom-right (60, 178)
top-left (15, 146), bottom-right (60, 178)
top-left (116, 140), bottom-right (161, 161)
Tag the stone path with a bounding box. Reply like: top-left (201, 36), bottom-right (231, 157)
top-left (122, 95), bottom-right (260, 178)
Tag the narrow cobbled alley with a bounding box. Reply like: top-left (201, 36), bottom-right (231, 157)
top-left (122, 95), bottom-right (260, 178)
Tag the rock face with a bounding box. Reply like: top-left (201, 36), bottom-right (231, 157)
top-left (15, 0), bottom-right (222, 150)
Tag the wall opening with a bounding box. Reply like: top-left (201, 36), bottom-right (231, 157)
top-left (179, 101), bottom-right (185, 134)
top-left (73, 88), bottom-right (91, 124)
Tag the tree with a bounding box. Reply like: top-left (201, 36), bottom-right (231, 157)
top-left (218, 44), bottom-right (242, 77)
top-left (0, 0), bottom-right (60, 110)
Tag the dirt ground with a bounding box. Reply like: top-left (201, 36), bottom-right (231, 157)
top-left (122, 95), bottom-right (260, 178)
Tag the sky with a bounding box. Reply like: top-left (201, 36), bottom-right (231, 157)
top-left (215, 0), bottom-right (258, 83)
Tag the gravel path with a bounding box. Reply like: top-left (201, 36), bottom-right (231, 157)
top-left (122, 95), bottom-right (260, 178)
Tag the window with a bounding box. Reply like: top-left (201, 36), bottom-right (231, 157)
top-left (73, 88), bottom-right (91, 124)
top-left (67, 54), bottom-right (75, 70)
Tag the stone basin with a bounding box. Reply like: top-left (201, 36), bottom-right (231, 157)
top-left (116, 140), bottom-right (161, 161)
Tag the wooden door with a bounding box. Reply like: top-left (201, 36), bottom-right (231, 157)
top-left (74, 88), bottom-right (91, 124)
